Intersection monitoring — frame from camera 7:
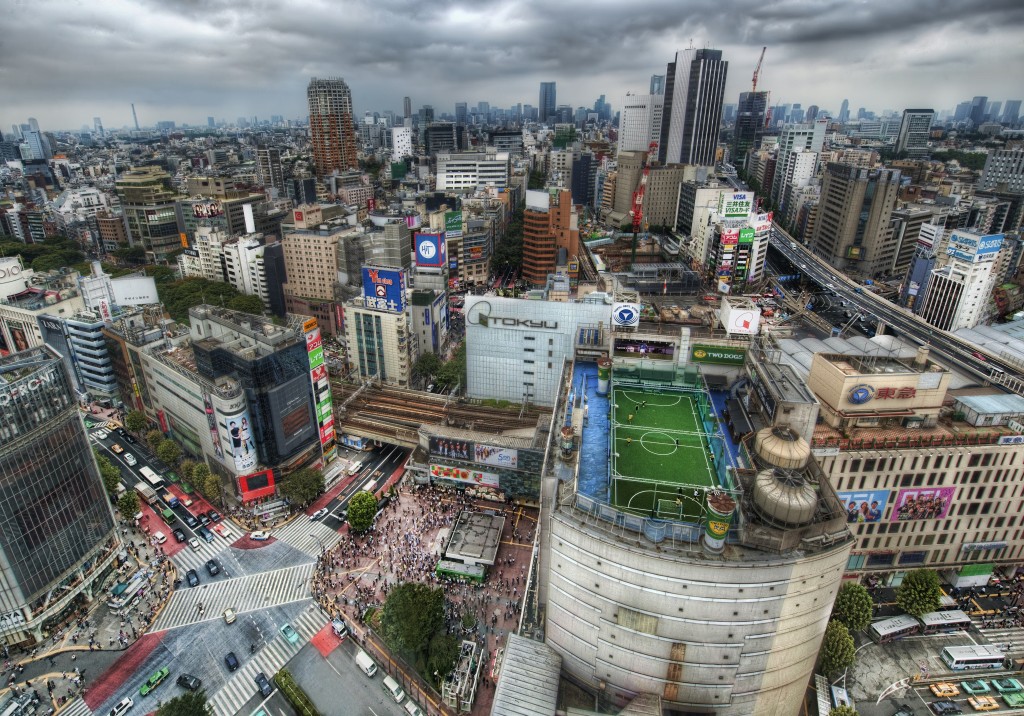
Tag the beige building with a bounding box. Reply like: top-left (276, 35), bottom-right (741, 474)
top-left (343, 299), bottom-right (414, 387)
top-left (807, 350), bottom-right (1024, 586)
top-left (642, 164), bottom-right (688, 229)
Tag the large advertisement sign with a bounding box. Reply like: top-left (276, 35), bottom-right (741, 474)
top-left (611, 303), bottom-right (641, 327)
top-left (237, 469), bottom-right (276, 502)
top-left (223, 407), bottom-right (257, 472)
top-left (192, 200), bottom-right (223, 218)
top-left (718, 192), bottom-right (753, 218)
top-left (445, 211), bottom-right (463, 238)
top-left (429, 437), bottom-right (472, 460)
top-left (739, 227), bottom-right (755, 244)
top-left (305, 324), bottom-right (335, 462)
top-left (947, 232), bottom-right (1004, 263)
top-left (415, 232), bottom-right (447, 268)
top-left (430, 464), bottom-right (500, 488)
top-left (891, 487), bottom-right (955, 522)
top-left (203, 393), bottom-right (224, 459)
top-left (111, 276), bottom-right (159, 306)
top-left (612, 337), bottom-right (675, 360)
top-left (838, 490), bottom-right (890, 523)
top-left (474, 445), bottom-right (518, 469)
top-left (361, 267), bottom-right (407, 313)
top-left (690, 344), bottom-right (747, 365)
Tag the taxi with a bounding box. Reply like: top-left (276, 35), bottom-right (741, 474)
top-left (930, 683), bottom-right (960, 698)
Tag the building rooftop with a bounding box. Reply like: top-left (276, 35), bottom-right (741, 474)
top-left (491, 634), bottom-right (562, 716)
top-left (444, 511), bottom-right (504, 566)
top-left (955, 393), bottom-right (1024, 415)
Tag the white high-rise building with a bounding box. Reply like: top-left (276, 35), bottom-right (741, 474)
top-left (618, 93), bottom-right (664, 156)
top-left (895, 109), bottom-right (934, 157)
top-left (769, 120), bottom-right (827, 207)
top-left (435, 150), bottom-right (510, 192)
top-left (391, 126), bottom-right (413, 159)
top-left (777, 148), bottom-right (819, 219)
top-left (979, 148), bottom-right (1024, 193)
top-left (920, 230), bottom-right (1004, 331)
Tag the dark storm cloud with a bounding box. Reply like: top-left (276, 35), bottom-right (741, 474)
top-left (2, 0), bottom-right (1022, 130)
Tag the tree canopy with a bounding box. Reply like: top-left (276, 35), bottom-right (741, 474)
top-left (94, 450), bottom-right (121, 495)
top-left (895, 569), bottom-right (942, 617)
top-left (347, 490), bottom-right (377, 533)
top-left (157, 277), bottom-right (245, 324)
top-left (278, 468), bottom-right (325, 507)
top-left (819, 620), bottom-right (856, 679)
top-left (832, 582), bottom-right (874, 633)
top-left (412, 352), bottom-right (443, 383)
top-left (118, 491), bottom-right (140, 517)
top-left (380, 582), bottom-right (458, 681)
top-left (227, 294), bottom-right (265, 315)
top-left (0, 237), bottom-right (83, 273)
top-left (828, 706), bottom-right (859, 716)
top-left (202, 473), bottom-right (222, 504)
top-left (147, 429), bottom-right (164, 452)
top-left (156, 439), bottom-right (182, 466)
top-left (124, 410), bottom-right (148, 433)
top-left (156, 690), bottom-right (212, 716)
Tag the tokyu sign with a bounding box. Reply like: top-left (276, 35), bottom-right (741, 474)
top-left (690, 344), bottom-right (747, 365)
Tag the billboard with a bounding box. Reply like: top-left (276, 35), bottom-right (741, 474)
top-left (305, 324), bottom-right (335, 461)
top-left (721, 304), bottom-right (761, 335)
top-left (445, 211), bottom-right (463, 238)
top-left (947, 231), bottom-right (1003, 263)
top-left (690, 344), bottom-right (747, 365)
top-left (612, 337), bottom-right (675, 360)
top-left (430, 463), bottom-right (499, 488)
top-left (429, 436), bottom-right (472, 460)
top-left (611, 303), bottom-right (641, 327)
top-left (739, 227), bottom-right (755, 244)
top-left (237, 469), bottom-right (276, 502)
top-left (891, 487), bottom-right (955, 522)
top-left (838, 490), bottom-right (890, 524)
top-left (474, 445), bottom-right (518, 469)
top-left (223, 406), bottom-right (257, 472)
top-left (718, 192), bottom-right (753, 218)
top-left (192, 200), bottom-right (223, 218)
top-left (415, 232), bottom-right (447, 268)
top-left (111, 276), bottom-right (159, 306)
top-left (720, 228), bottom-right (739, 246)
top-left (361, 267), bottom-right (407, 313)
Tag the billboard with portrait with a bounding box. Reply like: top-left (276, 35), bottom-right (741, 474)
top-left (430, 464), bottom-right (499, 488)
top-left (890, 487), bottom-right (955, 522)
top-left (612, 337), bottom-right (675, 360)
top-left (192, 200), bottom-right (223, 218)
top-left (429, 437), bottom-right (472, 460)
top-left (223, 407), bottom-right (257, 472)
top-left (474, 445), bottom-right (518, 469)
top-left (837, 490), bottom-right (890, 524)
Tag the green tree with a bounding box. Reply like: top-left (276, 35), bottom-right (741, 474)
top-left (412, 352), bottom-right (443, 383)
top-left (203, 473), bottom-right (222, 504)
top-left (178, 459), bottom-right (197, 483)
top-left (435, 342), bottom-right (466, 392)
top-left (527, 170), bottom-right (546, 190)
top-left (895, 569), bottom-right (942, 617)
top-left (380, 582), bottom-right (445, 663)
top-left (156, 690), bottom-right (213, 716)
top-left (124, 410), bottom-right (148, 434)
top-left (147, 429), bottom-right (164, 452)
top-left (347, 490), bottom-right (378, 533)
top-left (191, 462), bottom-right (211, 488)
top-left (227, 294), bottom-right (265, 315)
top-left (118, 490), bottom-right (140, 517)
top-left (157, 439), bottom-right (182, 466)
top-left (157, 277), bottom-right (244, 325)
top-left (828, 706), bottom-right (859, 716)
top-left (278, 468), bottom-right (325, 507)
top-left (832, 582), bottom-right (874, 633)
top-left (94, 450), bottom-right (122, 495)
top-left (819, 620), bottom-right (856, 679)
top-left (426, 631), bottom-right (460, 683)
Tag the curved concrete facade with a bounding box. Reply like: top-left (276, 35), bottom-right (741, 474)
top-left (544, 507), bottom-right (849, 714)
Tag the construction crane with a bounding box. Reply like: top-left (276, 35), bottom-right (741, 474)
top-left (751, 46), bottom-right (766, 93)
top-left (629, 141), bottom-right (659, 267)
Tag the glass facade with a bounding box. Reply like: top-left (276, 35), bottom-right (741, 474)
top-left (0, 348), bottom-right (116, 616)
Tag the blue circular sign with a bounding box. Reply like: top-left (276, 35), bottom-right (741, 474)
top-left (849, 384), bottom-right (874, 405)
top-left (613, 305), bottom-right (638, 325)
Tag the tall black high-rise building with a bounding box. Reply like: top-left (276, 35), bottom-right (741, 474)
top-left (659, 49), bottom-right (728, 166)
top-left (539, 82), bottom-right (557, 125)
top-left (732, 91), bottom-right (769, 164)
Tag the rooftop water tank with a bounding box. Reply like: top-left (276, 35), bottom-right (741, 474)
top-left (753, 426), bottom-right (811, 470)
top-left (752, 468), bottom-right (818, 527)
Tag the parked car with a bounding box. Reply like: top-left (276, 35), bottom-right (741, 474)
top-left (172, 528), bottom-right (186, 543)
top-left (176, 674), bottom-right (202, 691)
top-left (186, 569), bottom-right (199, 587)
top-left (967, 696), bottom-right (999, 712)
top-left (224, 652), bottom-right (240, 671)
top-left (206, 559), bottom-right (220, 576)
top-left (254, 672), bottom-right (273, 698)
top-left (280, 623), bottom-right (299, 644)
top-left (931, 683), bottom-right (959, 698)
top-left (930, 701), bottom-right (963, 715)
top-left (139, 667), bottom-right (169, 696)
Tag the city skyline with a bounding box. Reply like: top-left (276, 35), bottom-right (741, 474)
top-left (4, 0), bottom-right (1024, 131)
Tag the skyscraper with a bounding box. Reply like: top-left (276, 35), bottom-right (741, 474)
top-left (769, 120), bottom-right (827, 207)
top-left (1003, 100), bottom-right (1021, 125)
top-left (838, 98), bottom-right (849, 123)
top-left (256, 146), bottom-right (284, 193)
top-left (969, 95), bottom-right (989, 126)
top-left (895, 108), bottom-right (935, 157)
top-left (618, 93), bottom-right (664, 156)
top-left (649, 74), bottom-right (665, 95)
top-left (403, 96), bottom-right (412, 120)
top-left (307, 77), bottom-right (357, 176)
top-left (455, 102), bottom-right (468, 126)
top-left (659, 48), bottom-right (728, 166)
top-left (732, 91), bottom-right (769, 163)
top-left (539, 82), bottom-right (557, 124)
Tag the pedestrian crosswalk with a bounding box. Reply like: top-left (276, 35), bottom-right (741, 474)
top-left (60, 697), bottom-right (91, 716)
top-left (978, 625), bottom-right (1024, 658)
top-left (208, 604), bottom-right (326, 716)
top-left (267, 517), bottom-right (343, 559)
top-left (152, 563), bottom-right (315, 631)
top-left (170, 537), bottom-right (224, 573)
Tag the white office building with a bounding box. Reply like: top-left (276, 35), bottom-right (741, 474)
top-left (391, 126), bottom-right (413, 159)
top-left (769, 120), bottom-right (826, 207)
top-left (435, 150), bottom-right (511, 192)
top-left (618, 92), bottom-right (664, 155)
top-left (920, 231), bottom-right (1004, 331)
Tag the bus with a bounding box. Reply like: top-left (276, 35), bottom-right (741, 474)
top-left (107, 568), bottom-right (151, 611)
top-left (919, 609), bottom-right (972, 635)
top-left (435, 559), bottom-right (486, 585)
top-left (139, 466), bottom-right (164, 490)
top-left (940, 645), bottom-right (1005, 671)
top-left (869, 614), bottom-right (920, 643)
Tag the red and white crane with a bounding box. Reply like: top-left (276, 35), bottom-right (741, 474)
top-left (628, 141), bottom-right (659, 266)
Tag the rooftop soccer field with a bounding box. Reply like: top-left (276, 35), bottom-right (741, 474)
top-left (610, 385), bottom-right (723, 519)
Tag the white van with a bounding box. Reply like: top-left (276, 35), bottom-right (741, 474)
top-left (355, 649), bottom-right (377, 677)
top-left (153, 531), bottom-right (167, 544)
top-left (404, 702), bottom-right (424, 716)
top-left (382, 675), bottom-right (405, 703)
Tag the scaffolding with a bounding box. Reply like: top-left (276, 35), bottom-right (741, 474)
top-left (442, 640), bottom-right (483, 712)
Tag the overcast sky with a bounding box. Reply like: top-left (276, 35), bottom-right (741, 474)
top-left (4, 0), bottom-right (1024, 132)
